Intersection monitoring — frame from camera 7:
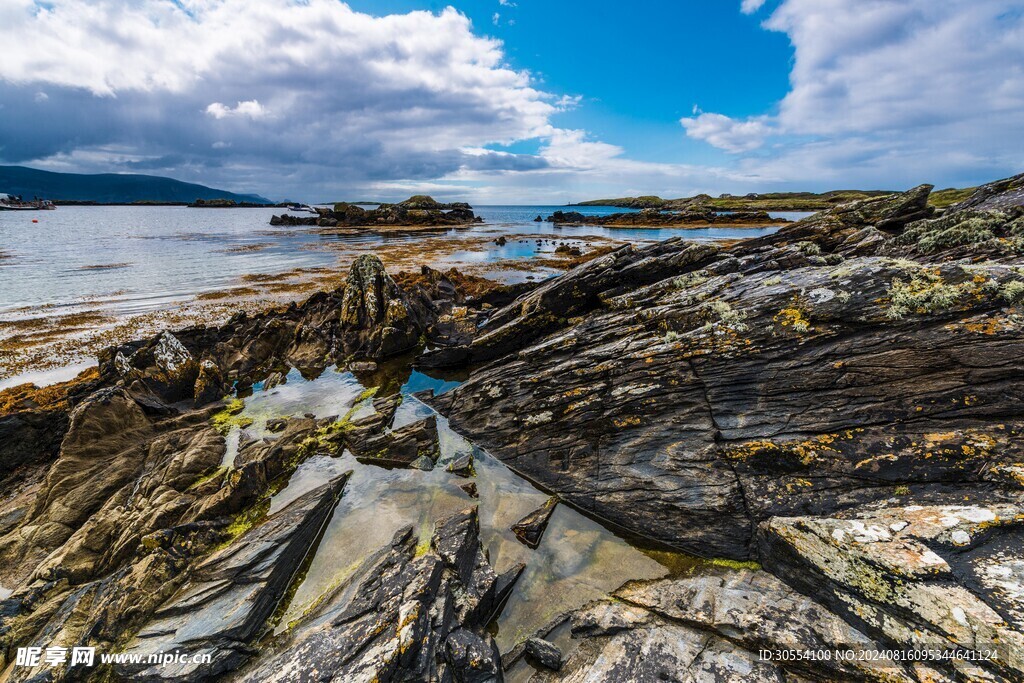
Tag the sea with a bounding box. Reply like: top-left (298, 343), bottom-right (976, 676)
top-left (0, 205), bottom-right (811, 387)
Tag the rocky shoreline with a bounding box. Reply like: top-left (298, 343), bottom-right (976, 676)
top-left (543, 207), bottom-right (788, 228)
top-left (2, 173), bottom-right (1024, 681)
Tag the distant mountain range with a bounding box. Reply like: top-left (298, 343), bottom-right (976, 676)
top-left (0, 166), bottom-right (271, 204)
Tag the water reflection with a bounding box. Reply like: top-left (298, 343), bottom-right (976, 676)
top-left (221, 364), bottom-right (698, 651)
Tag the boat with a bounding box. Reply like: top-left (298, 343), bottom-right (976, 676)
top-left (0, 194), bottom-right (56, 211)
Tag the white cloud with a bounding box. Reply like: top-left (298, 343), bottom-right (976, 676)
top-left (0, 0), bottom-right (564, 199)
top-left (205, 100), bottom-right (267, 120)
top-left (740, 0), bottom-right (767, 14)
top-left (680, 112), bottom-right (773, 152)
top-left (492, 12), bottom-right (501, 25)
top-left (687, 0), bottom-right (1024, 188)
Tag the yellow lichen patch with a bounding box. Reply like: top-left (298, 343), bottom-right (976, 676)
top-left (773, 299), bottom-right (813, 334)
top-left (726, 433), bottom-right (842, 466)
top-left (854, 453), bottom-right (898, 470)
top-left (612, 415), bottom-right (642, 428)
top-left (785, 478), bottom-right (814, 493)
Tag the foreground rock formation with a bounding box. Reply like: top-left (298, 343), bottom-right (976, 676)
top-left (426, 174), bottom-right (1024, 680)
top-left (2, 172), bottom-right (1024, 681)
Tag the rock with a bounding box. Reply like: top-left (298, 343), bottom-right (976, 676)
top-left (948, 172), bottom-right (1024, 212)
top-left (338, 254), bottom-right (428, 358)
top-left (758, 503), bottom-right (1024, 681)
top-left (533, 215), bottom-right (543, 222)
top-left (410, 454), bottom-right (435, 471)
top-left (521, 568), bottom-right (915, 682)
top-left (447, 453), bottom-right (475, 478)
top-left (511, 496), bottom-right (558, 549)
top-left (348, 360), bottom-right (378, 372)
top-left (352, 415), bottom-right (441, 468)
top-left (427, 183), bottom-right (1024, 559)
top-left (265, 417), bottom-right (289, 433)
top-left (261, 370), bottom-right (287, 390)
top-left (495, 236), bottom-right (507, 246)
top-left (118, 476), bottom-right (349, 681)
top-left (115, 331), bottom-right (201, 402)
top-left (193, 359), bottom-right (225, 406)
top-left (274, 196), bottom-right (480, 229)
top-left (236, 508), bottom-right (504, 683)
top-left (524, 637), bottom-right (562, 671)
top-left (444, 628), bottom-right (503, 682)
top-left (542, 209), bottom-right (786, 228)
top-left (0, 370), bottom-right (100, 485)
top-left (461, 482), bottom-right (479, 498)
top-left (340, 393), bottom-right (402, 447)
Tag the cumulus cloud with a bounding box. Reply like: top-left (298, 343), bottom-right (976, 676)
top-left (205, 100), bottom-right (267, 120)
top-left (740, 0), bottom-right (767, 14)
top-left (0, 0), bottom-right (561, 199)
top-left (691, 0), bottom-right (1024, 188)
top-left (680, 112), bottom-right (773, 152)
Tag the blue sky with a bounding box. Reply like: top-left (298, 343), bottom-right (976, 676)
top-left (344, 0), bottom-right (792, 165)
top-left (0, 0), bottom-right (1021, 202)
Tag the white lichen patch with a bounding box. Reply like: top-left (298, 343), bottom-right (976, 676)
top-left (807, 287), bottom-right (837, 304)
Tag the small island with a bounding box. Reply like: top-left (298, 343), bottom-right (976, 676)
top-left (270, 194), bottom-right (482, 230)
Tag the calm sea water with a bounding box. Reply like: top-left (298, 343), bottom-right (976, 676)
top-left (0, 205), bottom-right (804, 318)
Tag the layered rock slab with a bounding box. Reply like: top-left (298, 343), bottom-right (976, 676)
top-left (119, 476), bottom-right (349, 681)
top-left (758, 503), bottom-right (1024, 681)
top-left (233, 507), bottom-right (513, 683)
top-left (427, 184), bottom-right (1024, 560)
top-left (518, 568), bottom-right (915, 683)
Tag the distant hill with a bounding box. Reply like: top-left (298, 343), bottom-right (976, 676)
top-left (0, 166), bottom-right (270, 204)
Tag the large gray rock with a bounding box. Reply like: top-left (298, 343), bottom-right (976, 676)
top-left (427, 186), bottom-right (1024, 559)
top-left (338, 254), bottom-right (428, 359)
top-left (520, 568), bottom-right (913, 682)
top-left (758, 503), bottom-right (1024, 681)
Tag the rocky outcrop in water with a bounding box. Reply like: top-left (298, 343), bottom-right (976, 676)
top-left (269, 195), bottom-right (481, 229)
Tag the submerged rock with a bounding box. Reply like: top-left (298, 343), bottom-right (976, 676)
top-left (511, 496), bottom-right (558, 549)
top-left (236, 508), bottom-right (509, 683)
top-left (352, 415), bottom-right (441, 468)
top-left (447, 453), bottom-right (475, 478)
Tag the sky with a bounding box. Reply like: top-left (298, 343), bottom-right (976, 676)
top-left (0, 0), bottom-right (1022, 203)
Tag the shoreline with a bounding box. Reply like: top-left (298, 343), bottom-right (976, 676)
top-left (0, 230), bottom-right (628, 386)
